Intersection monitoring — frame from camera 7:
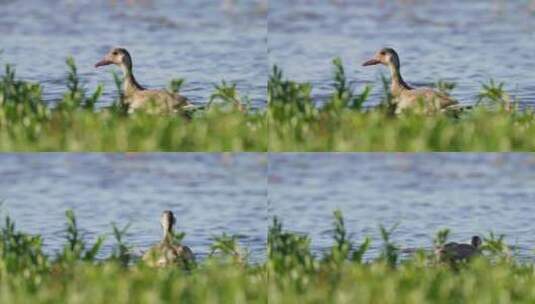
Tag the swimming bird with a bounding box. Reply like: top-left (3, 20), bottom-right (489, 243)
top-left (362, 47), bottom-right (459, 114)
top-left (142, 210), bottom-right (195, 268)
top-left (95, 47), bottom-right (191, 114)
top-left (435, 235), bottom-right (482, 262)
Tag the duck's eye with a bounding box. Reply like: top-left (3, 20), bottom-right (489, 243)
top-left (112, 51), bottom-right (118, 56)
top-left (380, 51), bottom-right (386, 56)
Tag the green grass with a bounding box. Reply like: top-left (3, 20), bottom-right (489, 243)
top-left (2, 209), bottom-right (533, 303)
top-left (268, 108), bottom-right (535, 151)
top-left (2, 57), bottom-right (535, 151)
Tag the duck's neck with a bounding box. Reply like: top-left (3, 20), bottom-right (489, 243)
top-left (388, 63), bottom-right (411, 96)
top-left (121, 64), bottom-right (144, 96)
top-left (162, 226), bottom-right (173, 243)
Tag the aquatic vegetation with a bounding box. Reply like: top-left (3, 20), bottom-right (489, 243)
top-left (209, 233), bottom-right (248, 265)
top-left (477, 79), bottom-right (516, 112)
top-left (324, 58), bottom-right (371, 111)
top-left (209, 80), bottom-right (247, 112)
top-left (110, 222), bottom-right (132, 267)
top-left (58, 209), bottom-right (105, 264)
top-left (60, 57), bottom-right (103, 111)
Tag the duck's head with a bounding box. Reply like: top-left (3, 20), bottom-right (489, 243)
top-left (95, 47), bottom-right (132, 69)
top-left (362, 47), bottom-right (400, 68)
top-left (160, 210), bottom-right (176, 232)
top-left (471, 236), bottom-right (482, 248)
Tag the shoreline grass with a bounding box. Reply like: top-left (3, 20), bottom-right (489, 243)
top-left (1, 209), bottom-right (533, 303)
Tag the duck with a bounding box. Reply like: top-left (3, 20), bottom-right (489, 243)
top-left (362, 47), bottom-right (459, 114)
top-left (95, 47), bottom-right (191, 114)
top-left (142, 210), bottom-right (195, 268)
top-left (435, 235), bottom-right (482, 262)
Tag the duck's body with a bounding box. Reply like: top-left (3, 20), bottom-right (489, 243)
top-left (363, 48), bottom-right (458, 114)
top-left (394, 88), bottom-right (458, 115)
top-left (142, 210), bottom-right (195, 268)
top-left (143, 240), bottom-right (195, 268)
top-left (435, 236), bottom-right (481, 262)
top-left (125, 87), bottom-right (190, 114)
top-left (95, 48), bottom-right (191, 114)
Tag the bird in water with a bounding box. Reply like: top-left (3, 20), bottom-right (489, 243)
top-left (142, 210), bottom-right (195, 268)
top-left (95, 47), bottom-right (193, 115)
top-left (362, 47), bottom-right (462, 115)
top-left (435, 235), bottom-right (482, 263)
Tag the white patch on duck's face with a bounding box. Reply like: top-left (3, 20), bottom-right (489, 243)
top-left (384, 53), bottom-right (393, 64)
top-left (108, 49), bottom-right (126, 65)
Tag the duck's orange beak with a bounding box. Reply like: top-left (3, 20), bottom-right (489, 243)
top-left (362, 58), bottom-right (381, 66)
top-left (95, 58), bottom-right (113, 68)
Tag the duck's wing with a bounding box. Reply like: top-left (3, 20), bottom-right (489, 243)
top-left (154, 90), bottom-right (192, 112)
top-left (396, 88), bottom-right (455, 113)
top-left (442, 242), bottom-right (459, 249)
top-left (171, 93), bottom-right (191, 108)
top-left (439, 243), bottom-right (478, 260)
top-left (417, 88), bottom-right (458, 108)
top-left (435, 91), bottom-right (459, 108)
top-left (436, 242), bottom-right (459, 254)
top-left (130, 90), bottom-right (192, 114)
top-left (455, 244), bottom-right (478, 259)
top-left (172, 244), bottom-right (195, 262)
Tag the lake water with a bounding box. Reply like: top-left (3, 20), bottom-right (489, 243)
top-left (0, 0), bottom-right (267, 108)
top-left (268, 153), bottom-right (535, 261)
top-left (0, 153), bottom-right (267, 262)
top-left (269, 0), bottom-right (535, 109)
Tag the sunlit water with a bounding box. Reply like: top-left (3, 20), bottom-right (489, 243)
top-left (0, 0), bottom-right (267, 108)
top-left (0, 154), bottom-right (267, 262)
top-left (269, 0), bottom-right (535, 109)
top-left (269, 154), bottom-right (535, 261)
